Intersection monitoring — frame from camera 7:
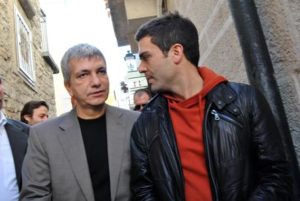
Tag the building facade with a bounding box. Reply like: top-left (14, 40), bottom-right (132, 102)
top-left (0, 0), bottom-right (58, 119)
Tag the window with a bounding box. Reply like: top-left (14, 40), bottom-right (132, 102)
top-left (15, 6), bottom-right (35, 84)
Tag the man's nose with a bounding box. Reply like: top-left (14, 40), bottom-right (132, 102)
top-left (90, 73), bottom-right (101, 85)
top-left (138, 62), bottom-right (147, 73)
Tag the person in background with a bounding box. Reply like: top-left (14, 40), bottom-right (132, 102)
top-left (20, 43), bottom-right (139, 201)
top-left (130, 12), bottom-right (291, 201)
top-left (0, 76), bottom-right (29, 201)
top-left (20, 100), bottom-right (49, 125)
top-left (133, 88), bottom-right (151, 111)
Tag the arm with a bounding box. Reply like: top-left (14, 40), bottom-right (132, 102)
top-left (130, 123), bottom-right (156, 201)
top-left (248, 87), bottom-right (291, 201)
top-left (20, 127), bottom-right (52, 201)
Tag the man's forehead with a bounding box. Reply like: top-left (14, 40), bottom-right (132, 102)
top-left (73, 55), bottom-right (105, 62)
top-left (69, 56), bottom-right (106, 68)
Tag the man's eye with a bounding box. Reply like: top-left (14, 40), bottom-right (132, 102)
top-left (98, 69), bottom-right (107, 75)
top-left (77, 73), bottom-right (87, 78)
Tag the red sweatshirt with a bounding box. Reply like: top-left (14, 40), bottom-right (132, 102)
top-left (166, 67), bottom-right (227, 201)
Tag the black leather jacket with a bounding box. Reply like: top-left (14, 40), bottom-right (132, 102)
top-left (131, 82), bottom-right (291, 201)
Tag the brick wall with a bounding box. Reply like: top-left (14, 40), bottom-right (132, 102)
top-left (0, 0), bottom-right (56, 120)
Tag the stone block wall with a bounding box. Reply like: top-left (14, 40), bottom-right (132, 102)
top-left (174, 0), bottom-right (300, 164)
top-left (0, 0), bottom-right (56, 120)
top-left (255, 0), bottom-right (300, 164)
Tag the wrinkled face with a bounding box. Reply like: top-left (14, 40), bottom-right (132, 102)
top-left (65, 56), bottom-right (109, 111)
top-left (0, 78), bottom-right (3, 110)
top-left (137, 36), bottom-right (175, 93)
top-left (134, 93), bottom-right (150, 111)
top-left (25, 105), bottom-right (49, 125)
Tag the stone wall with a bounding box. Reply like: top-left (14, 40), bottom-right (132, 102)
top-left (174, 0), bottom-right (300, 164)
top-left (0, 0), bottom-right (56, 120)
top-left (255, 0), bottom-right (300, 165)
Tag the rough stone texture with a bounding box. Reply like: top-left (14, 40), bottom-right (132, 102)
top-left (0, 0), bottom-right (56, 120)
top-left (175, 0), bottom-right (247, 82)
top-left (255, 0), bottom-right (300, 165)
top-left (174, 0), bottom-right (300, 166)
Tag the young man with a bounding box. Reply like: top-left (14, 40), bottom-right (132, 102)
top-left (20, 100), bottom-right (49, 125)
top-left (133, 88), bottom-right (151, 111)
top-left (0, 76), bottom-right (29, 201)
top-left (20, 44), bottom-right (139, 201)
top-left (130, 12), bottom-right (291, 201)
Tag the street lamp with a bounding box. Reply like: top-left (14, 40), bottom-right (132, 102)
top-left (124, 50), bottom-right (136, 72)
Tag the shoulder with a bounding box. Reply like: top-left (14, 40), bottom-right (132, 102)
top-left (106, 105), bottom-right (140, 120)
top-left (31, 110), bottom-right (75, 132)
top-left (207, 81), bottom-right (258, 103)
top-left (6, 118), bottom-right (29, 134)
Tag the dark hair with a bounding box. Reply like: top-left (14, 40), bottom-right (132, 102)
top-left (20, 101), bottom-right (49, 124)
top-left (135, 11), bottom-right (200, 66)
top-left (133, 88), bottom-right (152, 98)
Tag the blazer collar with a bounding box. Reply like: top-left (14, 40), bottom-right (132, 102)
top-left (57, 106), bottom-right (128, 201)
top-left (57, 109), bottom-right (95, 201)
top-left (105, 105), bottom-right (127, 201)
top-left (5, 119), bottom-right (28, 191)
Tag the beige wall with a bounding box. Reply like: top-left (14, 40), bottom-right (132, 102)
top-left (125, 0), bottom-right (157, 19)
top-left (0, 0), bottom-right (56, 120)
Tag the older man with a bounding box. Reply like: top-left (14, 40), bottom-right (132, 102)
top-left (20, 44), bottom-right (139, 201)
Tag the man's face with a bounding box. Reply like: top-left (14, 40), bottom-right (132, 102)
top-left (134, 92), bottom-right (150, 111)
top-left (0, 78), bottom-right (3, 110)
top-left (137, 36), bottom-right (176, 93)
top-left (26, 105), bottom-right (49, 125)
top-left (65, 56), bottom-right (109, 111)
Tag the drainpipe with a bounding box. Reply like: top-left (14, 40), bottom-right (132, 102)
top-left (227, 0), bottom-right (300, 200)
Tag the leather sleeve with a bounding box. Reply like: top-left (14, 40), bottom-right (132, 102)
top-left (130, 121), bottom-right (156, 201)
top-left (246, 87), bottom-right (292, 201)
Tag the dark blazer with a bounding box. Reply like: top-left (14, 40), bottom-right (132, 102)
top-left (5, 118), bottom-right (29, 191)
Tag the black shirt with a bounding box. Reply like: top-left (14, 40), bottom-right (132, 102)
top-left (78, 114), bottom-right (111, 201)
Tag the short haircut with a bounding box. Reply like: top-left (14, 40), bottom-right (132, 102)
top-left (20, 101), bottom-right (49, 124)
top-left (135, 11), bottom-right (200, 67)
top-left (60, 43), bottom-right (106, 83)
top-left (134, 88), bottom-right (152, 98)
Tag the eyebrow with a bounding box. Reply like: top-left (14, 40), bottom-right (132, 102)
top-left (139, 51), bottom-right (148, 60)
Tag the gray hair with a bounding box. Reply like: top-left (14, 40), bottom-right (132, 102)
top-left (60, 43), bottom-right (106, 82)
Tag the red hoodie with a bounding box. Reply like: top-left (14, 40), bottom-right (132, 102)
top-left (166, 66), bottom-right (227, 201)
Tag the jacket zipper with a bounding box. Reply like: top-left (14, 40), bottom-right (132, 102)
top-left (204, 104), bottom-right (219, 201)
top-left (211, 109), bottom-right (243, 128)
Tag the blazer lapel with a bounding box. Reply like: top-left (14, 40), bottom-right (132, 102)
top-left (57, 109), bottom-right (95, 201)
top-left (106, 106), bottom-right (126, 201)
top-left (5, 121), bottom-right (28, 190)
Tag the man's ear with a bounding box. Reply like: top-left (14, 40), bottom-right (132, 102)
top-left (24, 115), bottom-right (32, 123)
top-left (170, 43), bottom-right (184, 64)
top-left (64, 82), bottom-right (73, 96)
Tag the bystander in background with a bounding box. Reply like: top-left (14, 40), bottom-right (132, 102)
top-left (133, 88), bottom-right (151, 111)
top-left (20, 100), bottom-right (49, 125)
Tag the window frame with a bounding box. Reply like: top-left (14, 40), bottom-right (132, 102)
top-left (14, 6), bottom-right (35, 85)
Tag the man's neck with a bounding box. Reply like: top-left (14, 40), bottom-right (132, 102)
top-left (76, 105), bottom-right (106, 120)
top-left (170, 66), bottom-right (203, 100)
